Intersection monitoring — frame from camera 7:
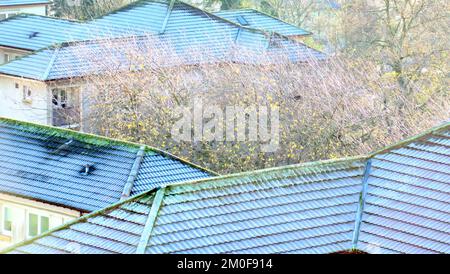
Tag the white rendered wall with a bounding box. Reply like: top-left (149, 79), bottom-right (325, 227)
top-left (0, 5), bottom-right (47, 17)
top-left (0, 76), bottom-right (50, 125)
top-left (0, 47), bottom-right (29, 65)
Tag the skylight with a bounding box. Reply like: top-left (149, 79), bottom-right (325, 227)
top-left (236, 15), bottom-right (249, 26)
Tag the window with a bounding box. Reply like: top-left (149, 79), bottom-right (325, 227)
top-left (41, 216), bottom-right (49, 233)
top-left (2, 206), bottom-right (12, 234)
top-left (23, 85), bottom-right (32, 101)
top-left (3, 54), bottom-right (10, 64)
top-left (6, 13), bottom-right (18, 18)
top-left (269, 38), bottom-right (283, 48)
top-left (28, 213), bottom-right (49, 237)
top-left (28, 213), bottom-right (38, 237)
top-left (0, 13), bottom-right (17, 20)
top-left (52, 88), bottom-right (68, 109)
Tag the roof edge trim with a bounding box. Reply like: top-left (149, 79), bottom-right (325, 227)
top-left (369, 121), bottom-right (450, 157)
top-left (166, 155), bottom-right (367, 190)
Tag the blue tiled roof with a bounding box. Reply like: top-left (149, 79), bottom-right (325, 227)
top-left (0, 1), bottom-right (315, 52)
top-left (357, 129), bottom-right (450, 254)
top-left (0, 14), bottom-right (87, 51)
top-left (5, 121), bottom-right (449, 254)
top-left (0, 0), bottom-right (50, 7)
top-left (214, 9), bottom-right (311, 37)
top-left (0, 117), bottom-right (212, 212)
top-left (0, 0), bottom-right (325, 79)
top-left (3, 158), bottom-right (367, 254)
top-left (0, 31), bottom-right (326, 81)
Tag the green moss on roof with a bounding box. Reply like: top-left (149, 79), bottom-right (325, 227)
top-left (369, 121), bottom-right (450, 157)
top-left (166, 155), bottom-right (367, 194)
top-left (1, 119), bottom-right (448, 254)
top-left (0, 116), bottom-right (217, 175)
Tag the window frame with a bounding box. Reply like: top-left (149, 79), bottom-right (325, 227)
top-left (3, 53), bottom-right (10, 64)
top-left (26, 211), bottom-right (50, 238)
top-left (52, 88), bottom-right (70, 109)
top-left (22, 85), bottom-right (32, 102)
top-left (1, 205), bottom-right (13, 236)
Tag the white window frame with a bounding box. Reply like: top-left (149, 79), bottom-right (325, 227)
top-left (3, 53), bottom-right (10, 64)
top-left (52, 88), bottom-right (70, 109)
top-left (1, 205), bottom-right (13, 236)
top-left (0, 12), bottom-right (18, 19)
top-left (26, 211), bottom-right (50, 238)
top-left (22, 85), bottom-right (32, 102)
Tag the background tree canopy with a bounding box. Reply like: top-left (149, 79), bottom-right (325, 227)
top-left (49, 0), bottom-right (449, 173)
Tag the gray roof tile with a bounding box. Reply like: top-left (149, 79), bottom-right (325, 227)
top-left (0, 117), bottom-right (212, 212)
top-left (3, 121), bottom-right (449, 254)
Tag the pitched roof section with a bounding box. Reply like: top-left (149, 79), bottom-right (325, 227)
top-left (4, 121), bottom-right (449, 254)
top-left (0, 117), bottom-right (212, 212)
top-left (0, 32), bottom-right (325, 81)
top-left (0, 14), bottom-right (87, 51)
top-left (7, 192), bottom-right (157, 254)
top-left (0, 1), bottom-right (317, 52)
top-left (0, 0), bottom-right (50, 7)
top-left (145, 158), bottom-right (366, 254)
top-left (214, 9), bottom-right (311, 37)
top-left (357, 128), bottom-right (450, 254)
top-left (0, 1), bottom-right (325, 80)
top-left (3, 157), bottom-right (367, 254)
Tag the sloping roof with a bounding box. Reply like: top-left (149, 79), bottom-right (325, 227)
top-left (0, 1), bottom-right (317, 51)
top-left (4, 121), bottom-right (449, 254)
top-left (0, 117), bottom-right (213, 212)
top-left (357, 129), bottom-right (450, 254)
top-left (0, 14), bottom-right (87, 51)
top-left (0, 32), bottom-right (325, 81)
top-left (0, 0), bottom-right (50, 7)
top-left (214, 9), bottom-right (311, 37)
top-left (3, 157), bottom-right (367, 254)
top-left (0, 1), bottom-right (325, 80)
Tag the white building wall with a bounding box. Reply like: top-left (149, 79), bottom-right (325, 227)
top-left (0, 5), bottom-right (47, 18)
top-left (0, 47), bottom-right (30, 65)
top-left (0, 193), bottom-right (80, 249)
top-left (0, 76), bottom-right (50, 125)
